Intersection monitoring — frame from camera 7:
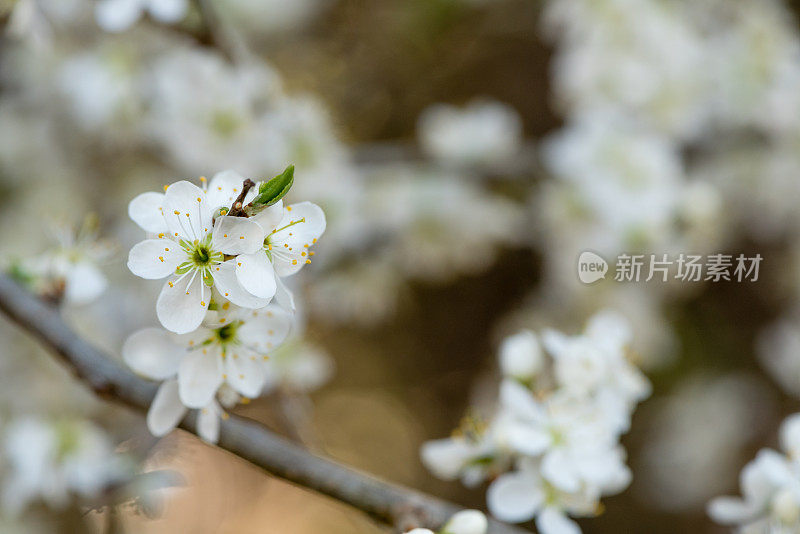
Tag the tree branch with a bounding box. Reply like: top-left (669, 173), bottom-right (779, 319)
top-left (0, 274), bottom-right (529, 534)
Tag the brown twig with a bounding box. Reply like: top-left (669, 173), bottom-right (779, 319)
top-left (0, 274), bottom-right (530, 534)
top-left (227, 179), bottom-right (255, 217)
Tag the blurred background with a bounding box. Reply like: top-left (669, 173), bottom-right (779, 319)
top-left (2, 0), bottom-right (800, 532)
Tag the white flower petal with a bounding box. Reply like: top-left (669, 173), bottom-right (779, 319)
top-left (147, 380), bottom-right (187, 437)
top-left (224, 349), bottom-right (267, 398)
top-left (123, 328), bottom-right (184, 380)
top-left (162, 181), bottom-right (212, 242)
top-left (197, 401), bottom-right (221, 443)
top-left (420, 439), bottom-right (472, 480)
top-left (212, 260), bottom-right (271, 308)
top-left (780, 413), bottom-right (800, 458)
top-left (541, 451), bottom-right (581, 493)
top-left (95, 0), bottom-right (142, 32)
top-left (178, 347), bottom-right (223, 409)
top-left (506, 422), bottom-right (550, 456)
top-left (499, 379), bottom-right (546, 422)
top-left (499, 330), bottom-right (543, 380)
top-left (128, 191), bottom-right (167, 233)
top-left (238, 305), bottom-right (293, 352)
top-left (487, 472), bottom-right (543, 523)
top-left (269, 202), bottom-right (325, 277)
top-left (212, 216), bottom-right (264, 255)
top-left (64, 262), bottom-right (107, 305)
top-left (145, 0), bottom-right (187, 23)
top-left (536, 508), bottom-right (581, 534)
top-left (206, 170), bottom-right (253, 210)
top-left (128, 239), bottom-right (183, 279)
top-left (234, 253), bottom-right (276, 299)
top-left (443, 510), bottom-right (488, 534)
top-left (707, 496), bottom-right (760, 524)
top-left (251, 200), bottom-right (284, 232)
top-left (156, 274), bottom-right (210, 334)
top-left (275, 276), bottom-right (295, 311)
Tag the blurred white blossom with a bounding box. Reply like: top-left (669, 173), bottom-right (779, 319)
top-left (418, 100), bottom-right (523, 167)
top-left (422, 311), bottom-right (648, 531)
top-left (1, 417), bottom-right (126, 515)
top-left (95, 0), bottom-right (188, 33)
top-left (709, 412), bottom-right (800, 532)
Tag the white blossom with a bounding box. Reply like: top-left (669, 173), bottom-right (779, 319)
top-left (123, 304), bottom-right (293, 415)
top-left (708, 413), bottom-right (800, 532)
top-left (499, 330), bottom-right (543, 382)
top-left (1, 417), bottom-right (126, 514)
top-left (16, 216), bottom-right (112, 306)
top-left (95, 0), bottom-right (188, 33)
top-left (422, 311), bottom-right (648, 530)
top-left (127, 173), bottom-right (271, 333)
top-left (418, 100), bottom-right (523, 167)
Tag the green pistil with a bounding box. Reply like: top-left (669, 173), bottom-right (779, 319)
top-left (208, 321), bottom-right (243, 355)
top-left (177, 236), bottom-right (223, 278)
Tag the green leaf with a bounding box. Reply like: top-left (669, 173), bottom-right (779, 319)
top-left (246, 165), bottom-right (294, 215)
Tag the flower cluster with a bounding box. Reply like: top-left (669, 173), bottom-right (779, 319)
top-left (124, 167), bottom-right (326, 442)
top-left (7, 215), bottom-right (112, 306)
top-left (421, 311), bottom-right (650, 533)
top-left (709, 412), bottom-right (800, 532)
top-left (0, 416), bottom-right (127, 515)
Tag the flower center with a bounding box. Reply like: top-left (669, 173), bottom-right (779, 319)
top-left (215, 321), bottom-right (241, 344)
top-left (175, 235), bottom-right (224, 288)
top-left (193, 244), bottom-right (211, 265)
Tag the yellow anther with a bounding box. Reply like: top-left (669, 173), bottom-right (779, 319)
top-left (287, 206), bottom-right (292, 211)
top-left (239, 236), bottom-right (244, 239)
top-left (301, 252), bottom-right (307, 257)
top-left (305, 260), bottom-right (311, 264)
top-left (200, 176), bottom-right (206, 182)
top-left (173, 210), bottom-right (180, 215)
top-left (237, 262), bottom-right (241, 266)
top-left (158, 256), bottom-right (164, 262)
top-left (201, 301), bottom-right (206, 306)
top-left (223, 234), bottom-right (228, 238)
top-left (158, 233), bottom-right (165, 238)
top-left (241, 398), bottom-right (251, 404)
top-left (309, 251), bottom-right (315, 256)
top-left (292, 260), bottom-right (297, 265)
top-left (197, 197), bottom-right (201, 202)
top-left (165, 247), bottom-right (170, 251)
top-left (168, 282), bottom-right (174, 287)
top-left (222, 302), bottom-right (230, 310)
top-left (163, 185), bottom-right (169, 191)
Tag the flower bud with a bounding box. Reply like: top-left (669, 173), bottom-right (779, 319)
top-left (443, 510), bottom-right (488, 534)
top-left (499, 330), bottom-right (542, 380)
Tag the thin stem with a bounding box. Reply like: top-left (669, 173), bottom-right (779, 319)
top-left (227, 179), bottom-right (256, 217)
top-left (0, 274), bottom-right (530, 534)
